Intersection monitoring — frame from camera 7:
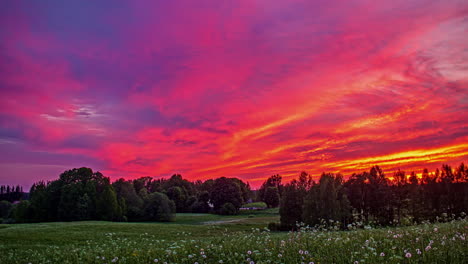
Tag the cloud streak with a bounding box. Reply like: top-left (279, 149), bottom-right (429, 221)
top-left (0, 0), bottom-right (467, 188)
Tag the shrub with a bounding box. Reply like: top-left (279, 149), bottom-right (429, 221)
top-left (219, 202), bottom-right (237, 215)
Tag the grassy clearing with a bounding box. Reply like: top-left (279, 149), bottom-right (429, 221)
top-left (0, 213), bottom-right (466, 264)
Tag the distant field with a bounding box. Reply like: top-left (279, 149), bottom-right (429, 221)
top-left (0, 211), bottom-right (466, 264)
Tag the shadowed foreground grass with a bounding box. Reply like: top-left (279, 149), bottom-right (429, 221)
top-left (0, 212), bottom-right (466, 264)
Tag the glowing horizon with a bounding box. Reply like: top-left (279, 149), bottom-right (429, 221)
top-left (0, 0), bottom-right (467, 189)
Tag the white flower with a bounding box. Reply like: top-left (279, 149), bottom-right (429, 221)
top-left (247, 250), bottom-right (252, 255)
top-left (405, 252), bottom-right (412, 258)
top-left (380, 252), bottom-right (385, 257)
top-left (416, 249), bottom-right (422, 255)
top-left (425, 245), bottom-right (431, 251)
top-left (278, 254), bottom-right (283, 258)
top-left (434, 227), bottom-right (438, 232)
top-left (154, 259), bottom-right (158, 263)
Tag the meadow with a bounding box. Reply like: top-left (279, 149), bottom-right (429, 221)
top-left (0, 209), bottom-right (467, 264)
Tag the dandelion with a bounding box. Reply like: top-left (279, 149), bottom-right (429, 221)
top-left (380, 252), bottom-right (385, 257)
top-left (405, 252), bottom-right (412, 258)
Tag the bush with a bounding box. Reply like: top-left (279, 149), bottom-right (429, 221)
top-left (219, 202), bottom-right (237, 215)
top-left (268, 222), bottom-right (278, 231)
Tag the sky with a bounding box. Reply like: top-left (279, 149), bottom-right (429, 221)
top-left (0, 0), bottom-right (467, 189)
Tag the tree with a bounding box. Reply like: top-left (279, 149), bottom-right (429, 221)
top-left (113, 179), bottom-right (144, 220)
top-left (57, 183), bottom-right (85, 221)
top-left (279, 183), bottom-right (303, 228)
top-left (143, 192), bottom-right (175, 222)
top-left (96, 185), bottom-right (120, 221)
top-left (0, 200), bottom-right (12, 219)
top-left (303, 173), bottom-right (351, 228)
top-left (191, 191), bottom-right (211, 213)
top-left (258, 174), bottom-right (283, 202)
top-left (12, 200), bottom-right (31, 223)
top-left (166, 186), bottom-right (187, 212)
top-left (210, 177), bottom-right (243, 214)
top-left (264, 187), bottom-right (280, 208)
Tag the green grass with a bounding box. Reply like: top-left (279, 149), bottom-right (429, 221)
top-left (0, 213), bottom-right (466, 263)
top-left (241, 202), bottom-right (267, 208)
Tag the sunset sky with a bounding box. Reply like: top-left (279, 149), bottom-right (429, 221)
top-left (1, 0), bottom-right (467, 189)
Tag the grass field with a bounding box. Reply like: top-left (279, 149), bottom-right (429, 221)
top-left (0, 210), bottom-right (466, 264)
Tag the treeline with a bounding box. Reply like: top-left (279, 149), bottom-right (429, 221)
top-left (1, 163), bottom-right (467, 226)
top-left (0, 168), bottom-right (253, 223)
top-left (273, 163), bottom-right (468, 230)
top-left (0, 185), bottom-right (24, 202)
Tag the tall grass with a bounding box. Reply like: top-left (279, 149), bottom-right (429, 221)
top-left (0, 218), bottom-right (466, 263)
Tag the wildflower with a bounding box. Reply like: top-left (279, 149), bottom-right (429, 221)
top-left (304, 250), bottom-right (309, 255)
top-left (425, 246), bottom-right (431, 251)
top-left (299, 250), bottom-right (304, 255)
top-left (278, 254), bottom-right (283, 258)
top-left (434, 227), bottom-right (438, 232)
top-left (405, 252), bottom-right (412, 258)
top-left (354, 261), bottom-right (359, 264)
top-left (380, 252), bottom-right (385, 257)
top-left (154, 259), bottom-right (159, 263)
top-left (416, 249), bottom-right (422, 255)
top-left (219, 260), bottom-right (223, 263)
top-left (250, 261), bottom-right (255, 264)
top-left (111, 257), bottom-right (118, 263)
top-left (247, 250), bottom-right (252, 255)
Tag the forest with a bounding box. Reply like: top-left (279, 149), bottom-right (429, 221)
top-left (0, 163), bottom-right (467, 229)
